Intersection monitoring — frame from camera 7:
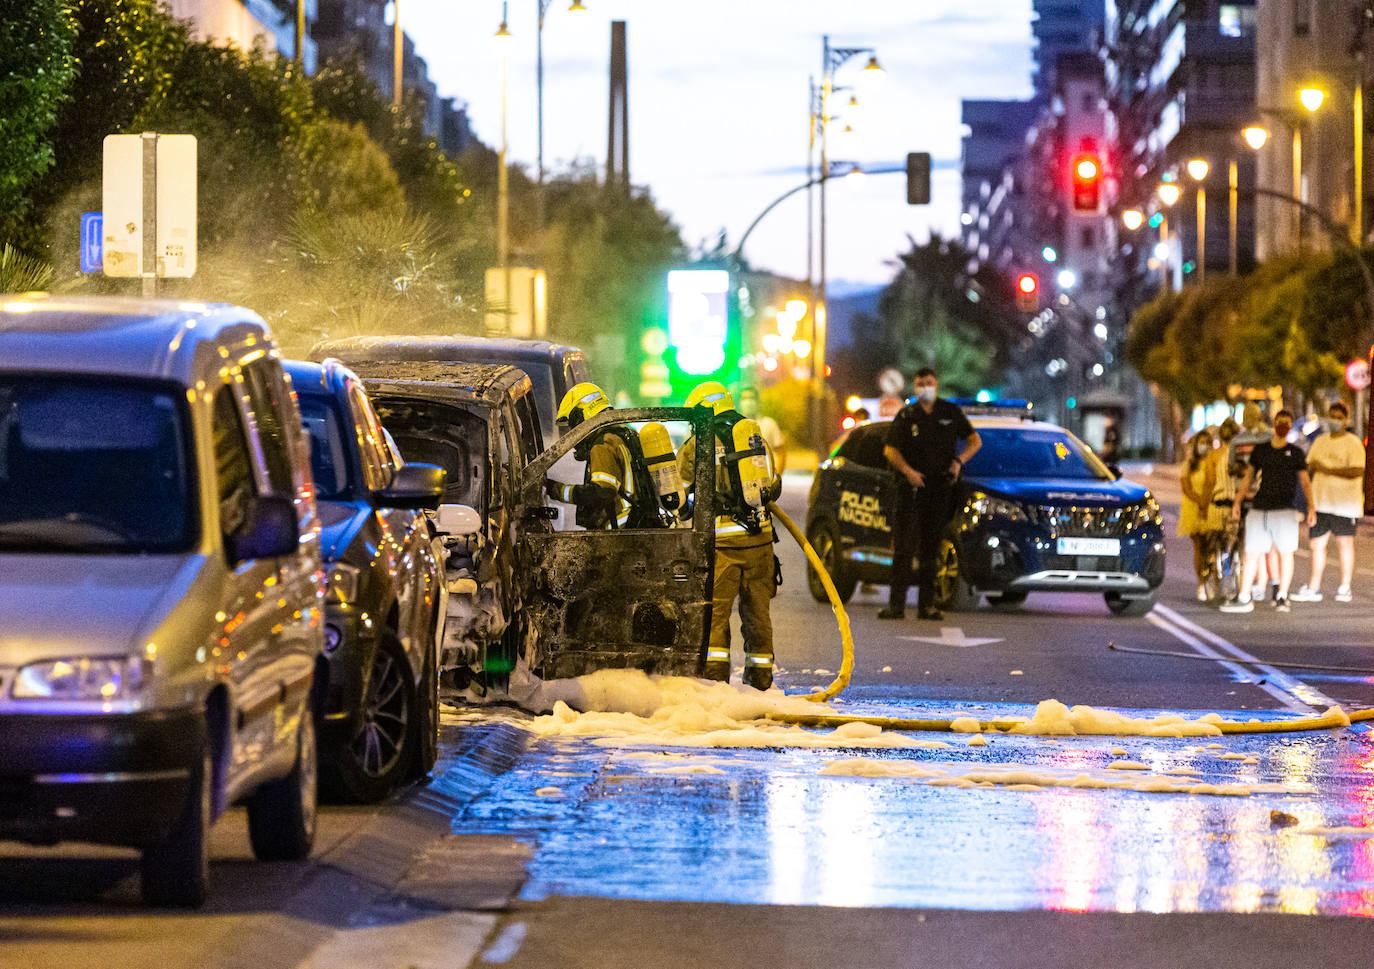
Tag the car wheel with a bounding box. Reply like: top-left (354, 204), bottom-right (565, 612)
top-left (326, 630), bottom-right (414, 803)
top-left (1105, 590), bottom-right (1156, 617)
top-left (935, 537), bottom-right (980, 612)
top-left (410, 624), bottom-right (440, 780)
top-left (986, 590), bottom-right (1027, 609)
top-left (141, 742), bottom-right (212, 908)
top-left (247, 705), bottom-right (318, 859)
top-left (806, 522), bottom-right (856, 605)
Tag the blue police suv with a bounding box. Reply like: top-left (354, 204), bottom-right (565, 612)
top-left (805, 405), bottom-right (1165, 616)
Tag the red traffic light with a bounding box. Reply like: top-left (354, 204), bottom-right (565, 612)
top-left (1017, 273), bottom-right (1038, 294)
top-left (1071, 153), bottom-right (1102, 212)
top-left (1015, 272), bottom-right (1039, 311)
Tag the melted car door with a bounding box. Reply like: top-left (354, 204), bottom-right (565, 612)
top-left (517, 406), bottom-right (715, 679)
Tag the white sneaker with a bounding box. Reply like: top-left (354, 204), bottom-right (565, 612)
top-left (1290, 585), bottom-right (1323, 602)
top-left (1251, 584), bottom-right (1265, 601)
top-left (1336, 585), bottom-right (1353, 603)
top-left (1196, 584), bottom-right (1209, 602)
top-left (1220, 595), bottom-right (1254, 613)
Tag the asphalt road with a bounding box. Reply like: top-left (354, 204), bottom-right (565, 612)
top-left (5, 464), bottom-right (1374, 968)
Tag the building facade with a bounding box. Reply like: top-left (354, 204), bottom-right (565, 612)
top-left (166, 0), bottom-right (316, 72)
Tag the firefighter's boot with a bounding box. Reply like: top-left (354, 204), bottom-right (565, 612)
top-left (703, 647), bottom-right (731, 682)
top-left (743, 652), bottom-right (773, 691)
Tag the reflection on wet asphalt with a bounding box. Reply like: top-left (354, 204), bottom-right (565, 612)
top-left (446, 702), bottom-right (1374, 917)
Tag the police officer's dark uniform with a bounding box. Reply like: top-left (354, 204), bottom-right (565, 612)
top-left (880, 394), bottom-right (976, 619)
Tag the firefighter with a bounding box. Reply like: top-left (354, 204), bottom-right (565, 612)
top-left (545, 382), bottom-right (660, 529)
top-left (678, 381), bottom-right (782, 690)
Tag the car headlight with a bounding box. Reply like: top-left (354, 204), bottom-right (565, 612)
top-left (13, 657), bottom-right (147, 701)
top-left (1128, 495), bottom-right (1161, 529)
top-left (326, 562), bottom-right (362, 604)
top-left (969, 491), bottom-right (1032, 522)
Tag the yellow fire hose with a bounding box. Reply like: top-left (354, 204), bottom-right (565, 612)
top-left (766, 503), bottom-right (1374, 735)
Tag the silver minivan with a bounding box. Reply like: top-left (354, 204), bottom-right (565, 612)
top-left (0, 295), bottom-right (325, 907)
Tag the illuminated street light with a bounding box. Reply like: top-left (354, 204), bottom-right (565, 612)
top-left (1122, 209), bottom-right (1144, 231)
top-left (793, 339), bottom-right (813, 359)
top-left (1243, 125), bottom-right (1269, 150)
top-left (1299, 87), bottom-right (1326, 113)
top-left (1056, 269), bottom-right (1077, 289)
top-left (846, 395), bottom-right (863, 411)
top-left (1158, 183), bottom-right (1181, 206)
top-left (1187, 160), bottom-right (1209, 282)
top-left (1041, 246), bottom-right (1058, 262)
top-left (1154, 241), bottom-right (1171, 260)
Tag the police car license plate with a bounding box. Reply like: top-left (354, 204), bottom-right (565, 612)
top-left (1057, 537), bottom-right (1120, 556)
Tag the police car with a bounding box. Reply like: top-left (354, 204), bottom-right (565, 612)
top-left (804, 402), bottom-right (1165, 615)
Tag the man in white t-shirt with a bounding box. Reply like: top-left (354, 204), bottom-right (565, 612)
top-left (1292, 401), bottom-right (1365, 603)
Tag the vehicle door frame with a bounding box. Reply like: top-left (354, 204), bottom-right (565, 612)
top-left (516, 406), bottom-right (716, 679)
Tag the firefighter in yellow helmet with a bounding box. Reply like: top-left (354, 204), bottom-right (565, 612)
top-left (546, 382), bottom-right (661, 529)
top-left (678, 381), bottom-right (782, 689)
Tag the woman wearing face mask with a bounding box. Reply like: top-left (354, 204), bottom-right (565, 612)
top-left (1179, 430), bottom-right (1220, 600)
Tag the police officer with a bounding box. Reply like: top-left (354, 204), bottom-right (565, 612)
top-left (678, 381), bottom-right (781, 689)
top-left (545, 382), bottom-right (652, 529)
top-left (878, 367), bottom-right (981, 621)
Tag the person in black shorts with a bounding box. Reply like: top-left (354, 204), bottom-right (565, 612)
top-left (878, 367), bottom-right (981, 620)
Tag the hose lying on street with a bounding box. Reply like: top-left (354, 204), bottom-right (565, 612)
top-left (1106, 640), bottom-right (1374, 675)
top-left (767, 501), bottom-right (853, 703)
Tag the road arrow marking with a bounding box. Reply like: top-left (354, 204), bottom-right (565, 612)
top-left (900, 626), bottom-right (1004, 648)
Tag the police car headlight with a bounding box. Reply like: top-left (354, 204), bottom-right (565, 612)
top-left (969, 491), bottom-right (1032, 522)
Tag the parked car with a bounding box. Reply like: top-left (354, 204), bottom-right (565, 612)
top-left (0, 295), bottom-right (324, 907)
top-left (310, 335), bottom-right (589, 445)
top-left (284, 359), bottom-right (446, 803)
top-left (312, 336), bottom-right (592, 532)
top-left (334, 359), bottom-right (545, 690)
top-left (805, 409), bottom-right (1165, 616)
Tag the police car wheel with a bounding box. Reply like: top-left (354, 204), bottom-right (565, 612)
top-left (1105, 591), bottom-right (1155, 617)
top-left (986, 590), bottom-right (1027, 609)
top-left (935, 538), bottom-right (979, 612)
top-left (806, 522), bottom-right (856, 604)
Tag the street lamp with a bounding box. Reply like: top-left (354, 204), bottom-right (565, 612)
top-left (536, 1), bottom-right (588, 229)
top-left (1187, 158), bottom-right (1209, 283)
top-left (1243, 125), bottom-right (1269, 150)
top-left (815, 34), bottom-right (881, 449)
top-left (393, 0), bottom-right (403, 107)
top-left (1157, 181), bottom-right (1181, 293)
top-left (1121, 208), bottom-right (1144, 231)
top-left (494, 5), bottom-right (512, 334)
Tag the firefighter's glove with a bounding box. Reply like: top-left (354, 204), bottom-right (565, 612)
top-left (572, 483), bottom-right (617, 529)
top-left (544, 478), bottom-right (562, 502)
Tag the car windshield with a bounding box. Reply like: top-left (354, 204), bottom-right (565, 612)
top-left (0, 377), bottom-right (194, 553)
top-left (964, 426), bottom-right (1112, 481)
top-left (297, 394), bottom-right (350, 500)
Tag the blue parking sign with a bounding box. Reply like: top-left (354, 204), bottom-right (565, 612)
top-left (80, 212), bottom-right (103, 274)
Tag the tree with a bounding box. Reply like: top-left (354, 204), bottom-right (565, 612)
top-left (0, 0), bottom-right (77, 242)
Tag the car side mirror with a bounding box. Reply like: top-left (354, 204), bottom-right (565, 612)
top-left (227, 495), bottom-right (298, 563)
top-left (435, 502), bottom-right (483, 536)
top-left (374, 463), bottom-right (446, 511)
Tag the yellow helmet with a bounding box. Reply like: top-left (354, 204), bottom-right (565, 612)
top-left (556, 381), bottom-right (611, 428)
top-left (685, 380), bottom-right (733, 415)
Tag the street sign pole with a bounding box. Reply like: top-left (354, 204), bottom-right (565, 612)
top-left (142, 132), bottom-right (158, 298)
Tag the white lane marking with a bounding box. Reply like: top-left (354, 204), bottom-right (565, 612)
top-left (480, 922), bottom-right (528, 964)
top-left (901, 626), bottom-right (1004, 648)
top-left (1153, 603), bottom-right (1338, 711)
top-left (1144, 613), bottom-right (1308, 712)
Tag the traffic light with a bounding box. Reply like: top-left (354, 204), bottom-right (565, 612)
top-left (1015, 272), bottom-right (1038, 312)
top-left (1071, 153), bottom-right (1101, 212)
top-left (906, 151), bottom-right (931, 205)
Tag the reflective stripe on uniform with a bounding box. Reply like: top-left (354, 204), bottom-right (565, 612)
top-left (590, 471), bottom-right (620, 487)
top-left (745, 653), bottom-right (773, 667)
top-left (705, 648), bottom-right (731, 663)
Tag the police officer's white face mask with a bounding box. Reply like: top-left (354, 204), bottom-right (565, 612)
top-left (916, 385), bottom-right (937, 403)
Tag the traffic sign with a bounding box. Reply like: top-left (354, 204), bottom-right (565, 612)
top-left (102, 133), bottom-right (197, 279)
top-left (877, 367), bottom-right (905, 395)
top-left (80, 212), bottom-right (103, 274)
top-left (1345, 358), bottom-right (1370, 390)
